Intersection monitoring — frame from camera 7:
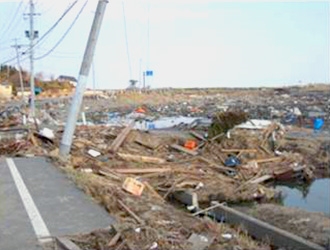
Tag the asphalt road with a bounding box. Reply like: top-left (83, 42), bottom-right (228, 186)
top-left (0, 157), bottom-right (114, 250)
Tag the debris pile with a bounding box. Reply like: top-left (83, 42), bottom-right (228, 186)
top-left (1, 85), bottom-right (329, 249)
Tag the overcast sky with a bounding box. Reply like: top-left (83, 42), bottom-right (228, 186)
top-left (0, 0), bottom-right (329, 89)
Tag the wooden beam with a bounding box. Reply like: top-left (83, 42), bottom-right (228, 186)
top-left (117, 200), bottom-right (144, 225)
top-left (109, 121), bottom-right (135, 153)
top-left (170, 144), bottom-right (198, 156)
top-left (113, 168), bottom-right (171, 174)
top-left (198, 156), bottom-right (234, 172)
top-left (134, 133), bottom-right (161, 149)
top-left (250, 174), bottom-right (273, 184)
top-left (251, 157), bottom-right (282, 164)
top-left (117, 152), bottom-right (166, 164)
top-left (190, 131), bottom-right (206, 141)
top-left (221, 149), bottom-right (257, 153)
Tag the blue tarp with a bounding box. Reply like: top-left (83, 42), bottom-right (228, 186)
top-left (313, 118), bottom-right (324, 131)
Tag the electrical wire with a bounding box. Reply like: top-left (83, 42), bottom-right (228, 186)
top-left (34, 0), bottom-right (87, 61)
top-left (122, 1), bottom-right (132, 80)
top-left (0, 3), bottom-right (29, 47)
top-left (0, 1), bottom-right (79, 65)
top-left (0, 1), bottom-right (24, 44)
top-left (36, 0), bottom-right (78, 47)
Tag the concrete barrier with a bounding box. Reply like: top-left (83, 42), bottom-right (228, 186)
top-left (173, 191), bottom-right (324, 250)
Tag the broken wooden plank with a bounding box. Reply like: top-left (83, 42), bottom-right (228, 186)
top-left (98, 169), bottom-right (123, 181)
top-left (144, 181), bottom-right (165, 202)
top-left (189, 131), bottom-right (206, 141)
top-left (134, 133), bottom-right (161, 149)
top-left (221, 148), bottom-right (257, 153)
top-left (109, 121), bottom-right (135, 153)
top-left (108, 232), bottom-right (121, 247)
top-left (113, 168), bottom-right (171, 174)
top-left (192, 202), bottom-right (225, 216)
top-left (198, 156), bottom-right (234, 172)
top-left (170, 144), bottom-right (198, 156)
top-left (117, 200), bottom-right (144, 225)
top-left (117, 152), bottom-right (166, 164)
top-left (259, 144), bottom-right (273, 156)
top-left (250, 174), bottom-right (273, 184)
top-left (251, 157), bottom-right (282, 164)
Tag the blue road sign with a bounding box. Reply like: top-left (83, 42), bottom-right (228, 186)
top-left (146, 70), bottom-right (153, 76)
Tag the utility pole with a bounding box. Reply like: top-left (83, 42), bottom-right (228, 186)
top-left (6, 64), bottom-right (10, 82)
top-left (12, 39), bottom-right (25, 103)
top-left (143, 71), bottom-right (146, 90)
top-left (59, 0), bottom-right (109, 158)
top-left (26, 0), bottom-right (38, 117)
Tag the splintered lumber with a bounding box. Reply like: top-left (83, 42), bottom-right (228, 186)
top-left (117, 152), bottom-right (166, 164)
top-left (109, 121), bottom-right (135, 152)
top-left (192, 202), bottom-right (225, 216)
top-left (252, 157), bottom-right (282, 164)
top-left (259, 145), bottom-right (273, 156)
top-left (98, 169), bottom-right (122, 181)
top-left (134, 133), bottom-right (161, 149)
top-left (221, 149), bottom-right (257, 153)
top-left (170, 144), bottom-right (198, 156)
top-left (190, 131), bottom-right (206, 141)
top-left (108, 232), bottom-right (121, 247)
top-left (144, 181), bottom-right (165, 202)
top-left (250, 174), bottom-right (273, 184)
top-left (198, 157), bottom-right (234, 172)
top-left (117, 200), bottom-right (144, 224)
top-left (113, 167), bottom-right (171, 174)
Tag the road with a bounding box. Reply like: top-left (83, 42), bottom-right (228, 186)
top-left (0, 157), bottom-right (114, 250)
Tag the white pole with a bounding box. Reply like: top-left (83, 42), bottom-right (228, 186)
top-left (12, 40), bottom-right (25, 103)
top-left (59, 0), bottom-right (109, 157)
top-left (29, 0), bottom-right (36, 117)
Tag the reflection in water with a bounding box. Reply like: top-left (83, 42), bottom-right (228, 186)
top-left (275, 178), bottom-right (330, 216)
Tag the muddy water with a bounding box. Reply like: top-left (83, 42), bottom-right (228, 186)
top-left (275, 178), bottom-right (330, 216)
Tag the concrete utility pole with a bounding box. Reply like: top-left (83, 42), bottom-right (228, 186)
top-left (28, 0), bottom-right (36, 117)
top-left (12, 40), bottom-right (25, 103)
top-left (59, 0), bottom-right (109, 157)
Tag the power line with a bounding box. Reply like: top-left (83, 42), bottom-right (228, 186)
top-left (0, 1), bottom-right (23, 42)
top-left (0, 1), bottom-right (27, 47)
top-left (35, 0), bottom-right (78, 47)
top-left (122, 1), bottom-right (132, 79)
top-left (34, 0), bottom-right (88, 61)
top-left (0, 1), bottom-right (79, 65)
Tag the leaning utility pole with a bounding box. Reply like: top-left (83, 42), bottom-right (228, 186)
top-left (12, 40), bottom-right (25, 103)
top-left (59, 0), bottom-right (109, 158)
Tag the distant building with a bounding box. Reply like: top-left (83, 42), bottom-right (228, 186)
top-left (0, 82), bottom-right (13, 99)
top-left (57, 75), bottom-right (78, 86)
